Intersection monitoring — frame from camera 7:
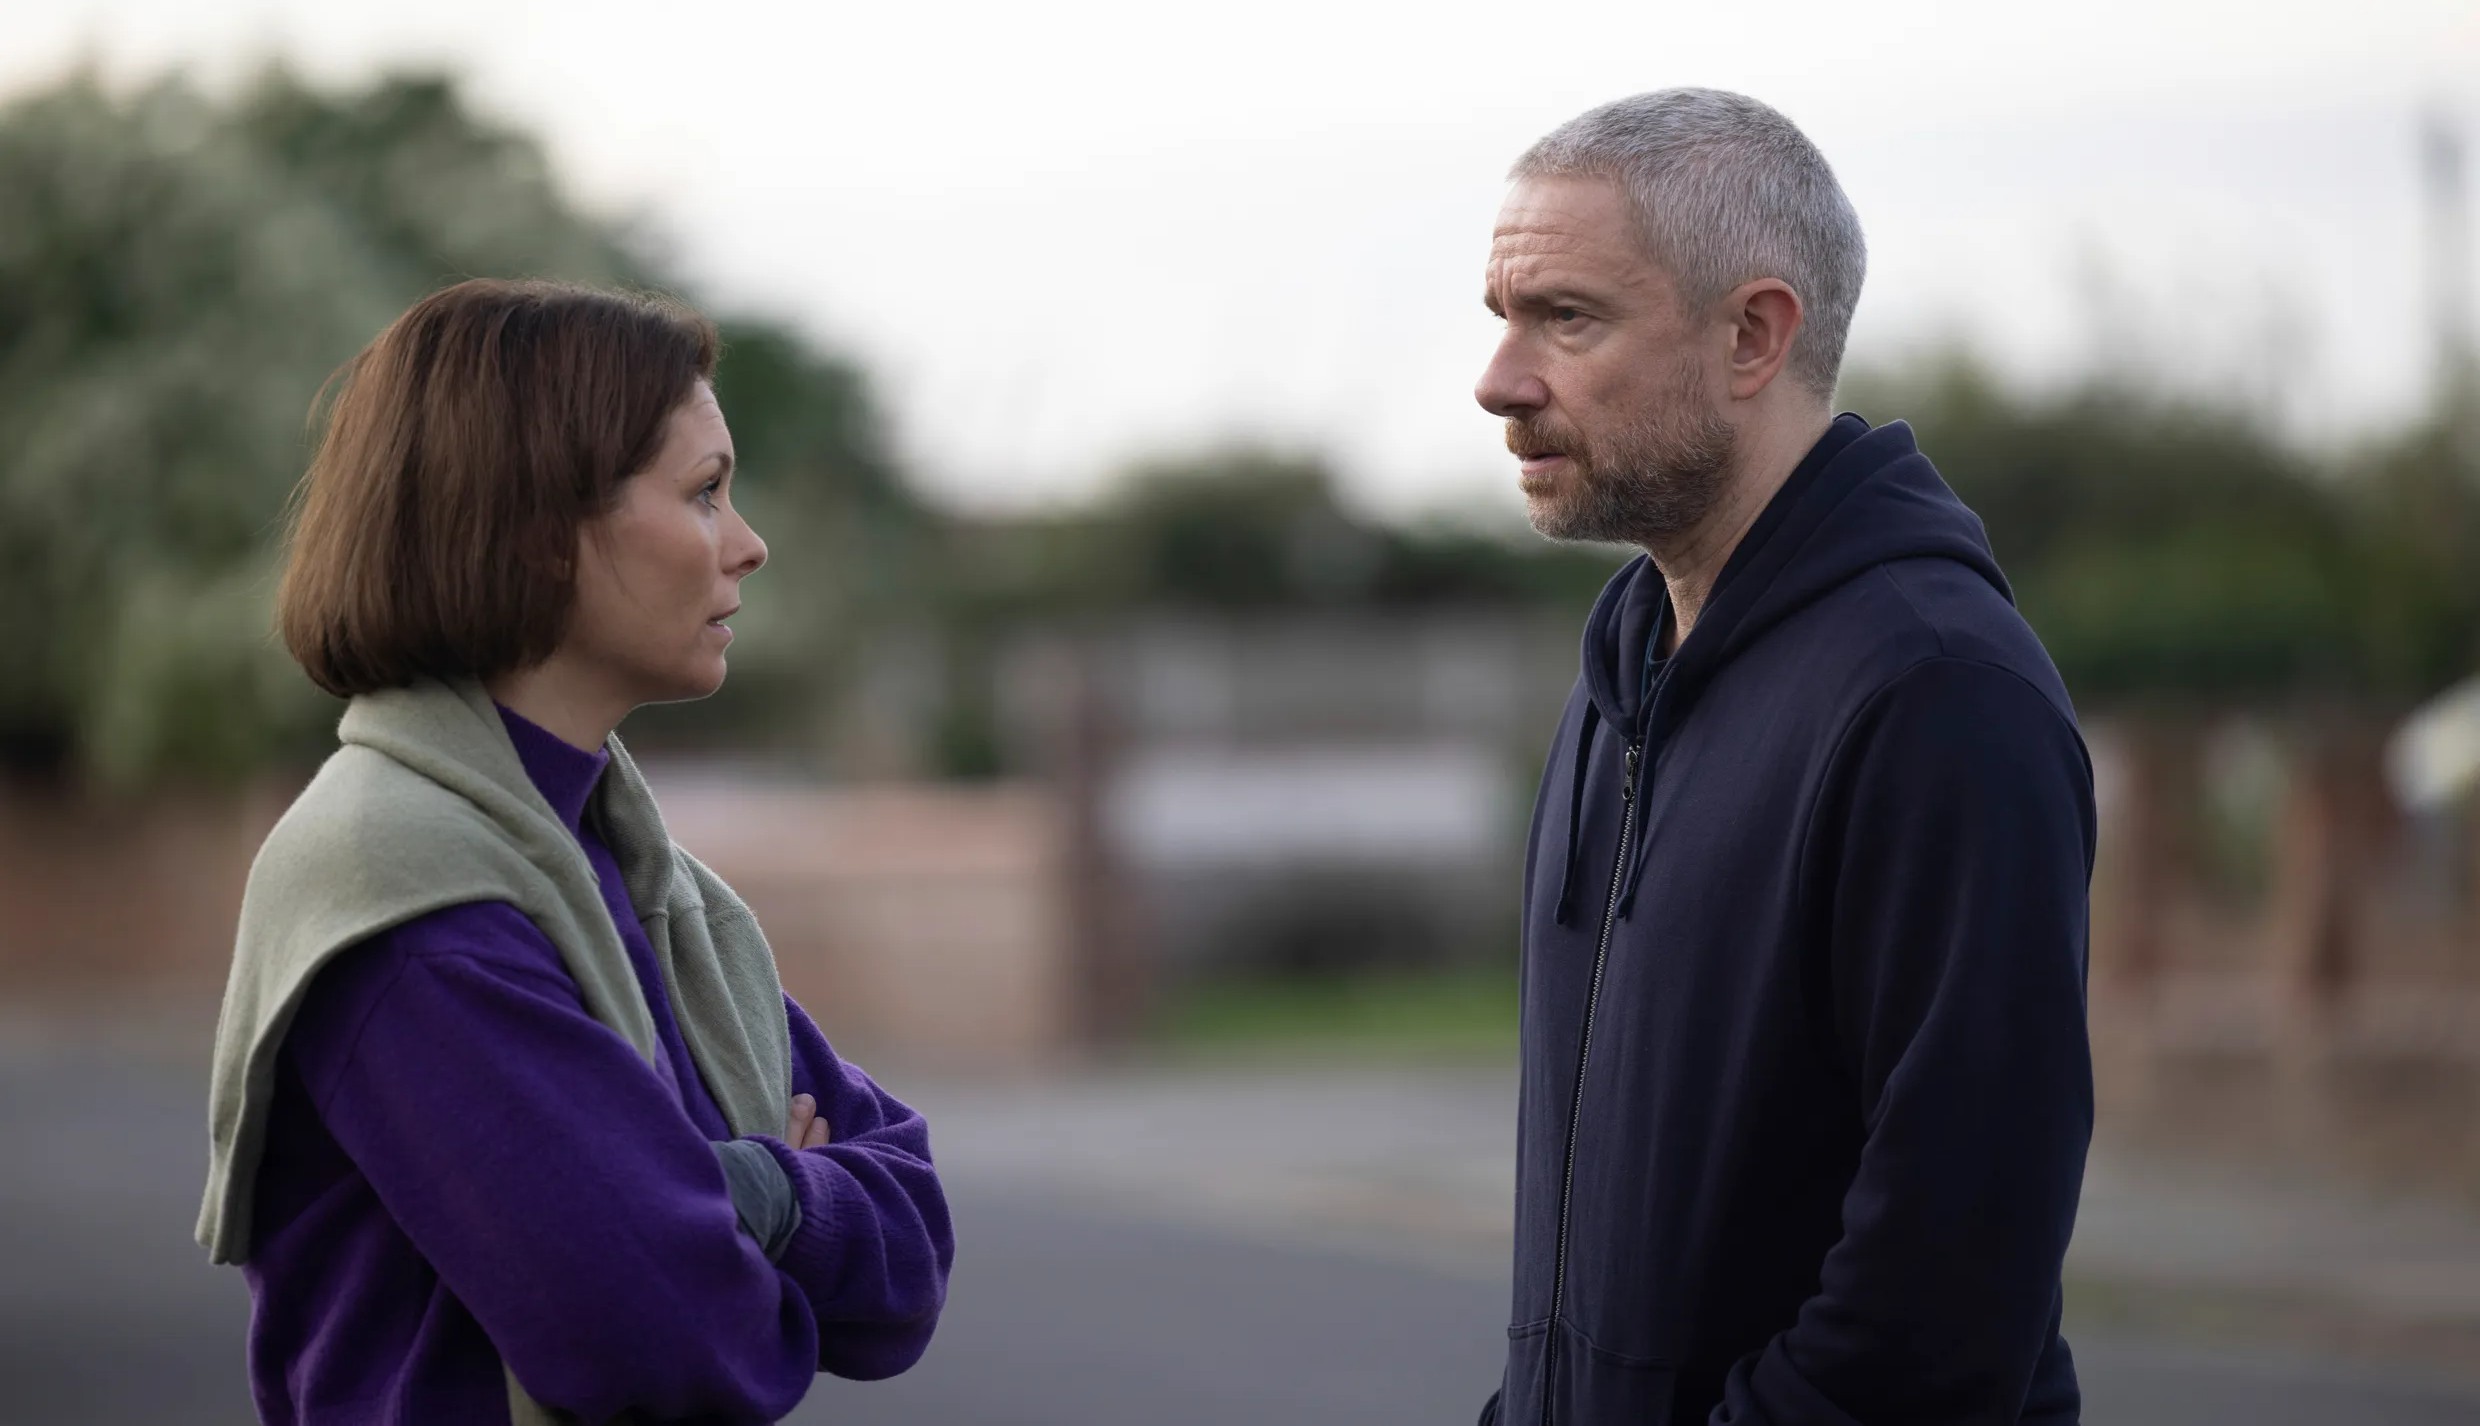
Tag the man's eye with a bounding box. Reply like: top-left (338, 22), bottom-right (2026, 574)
top-left (1552, 306), bottom-right (1584, 324)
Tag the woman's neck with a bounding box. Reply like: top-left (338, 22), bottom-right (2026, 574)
top-left (484, 655), bottom-right (632, 753)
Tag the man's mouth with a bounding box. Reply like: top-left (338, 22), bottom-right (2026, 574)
top-left (1517, 451), bottom-right (1574, 477)
top-left (1507, 422), bottom-right (1580, 477)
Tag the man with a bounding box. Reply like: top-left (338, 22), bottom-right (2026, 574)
top-left (1474, 90), bottom-right (2093, 1425)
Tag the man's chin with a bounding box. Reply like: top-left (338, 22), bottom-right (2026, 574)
top-left (1524, 492), bottom-right (1599, 543)
top-left (1520, 466), bottom-right (1587, 529)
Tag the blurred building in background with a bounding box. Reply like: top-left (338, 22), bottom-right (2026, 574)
top-left (1002, 610), bottom-right (1572, 979)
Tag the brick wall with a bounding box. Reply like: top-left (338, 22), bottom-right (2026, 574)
top-left (0, 773), bottom-right (1081, 1072)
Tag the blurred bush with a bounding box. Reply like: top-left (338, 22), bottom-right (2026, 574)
top-left (1849, 355), bottom-right (2480, 709)
top-left (946, 448), bottom-right (1621, 619)
top-left (0, 66), bottom-right (921, 788)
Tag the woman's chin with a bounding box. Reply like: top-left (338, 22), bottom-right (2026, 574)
top-left (636, 659), bottom-right (730, 708)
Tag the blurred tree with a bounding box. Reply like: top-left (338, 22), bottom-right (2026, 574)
top-left (1847, 353), bottom-right (2476, 707)
top-left (0, 66), bottom-right (918, 787)
top-left (2347, 417), bottom-right (2480, 695)
top-left (233, 69), bottom-right (641, 294)
top-left (949, 446), bottom-right (1621, 620)
top-left (1107, 450), bottom-right (1384, 608)
top-left (0, 72), bottom-right (387, 785)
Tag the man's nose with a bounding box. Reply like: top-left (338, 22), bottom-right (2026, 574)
top-left (1475, 334), bottom-right (1548, 419)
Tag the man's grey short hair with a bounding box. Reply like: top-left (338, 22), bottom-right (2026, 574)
top-left (1513, 88), bottom-right (1866, 398)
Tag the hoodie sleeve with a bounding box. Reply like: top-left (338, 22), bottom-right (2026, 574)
top-left (1714, 656), bottom-right (2095, 1426)
top-left (748, 993), bottom-right (954, 1381)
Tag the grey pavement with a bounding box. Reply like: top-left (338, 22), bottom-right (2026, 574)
top-left (796, 1183), bottom-right (2480, 1426)
top-left (6, 1020), bottom-right (2480, 1424)
top-left (900, 1062), bottom-right (2480, 1330)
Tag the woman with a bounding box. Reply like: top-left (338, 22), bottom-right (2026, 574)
top-left (196, 279), bottom-right (953, 1425)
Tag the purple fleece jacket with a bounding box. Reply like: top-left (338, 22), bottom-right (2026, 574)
top-left (241, 708), bottom-right (953, 1424)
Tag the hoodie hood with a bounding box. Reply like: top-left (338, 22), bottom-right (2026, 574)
top-left (1579, 415), bottom-right (2009, 742)
top-left (1554, 414), bottom-right (2013, 923)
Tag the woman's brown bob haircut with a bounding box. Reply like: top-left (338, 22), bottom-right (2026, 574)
top-left (277, 278), bottom-right (719, 698)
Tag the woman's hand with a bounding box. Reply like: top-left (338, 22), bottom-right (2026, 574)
top-left (784, 1093), bottom-right (831, 1149)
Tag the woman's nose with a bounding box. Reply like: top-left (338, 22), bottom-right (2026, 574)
top-left (727, 511), bottom-right (767, 577)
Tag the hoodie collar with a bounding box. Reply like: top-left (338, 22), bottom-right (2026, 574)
top-left (1580, 413), bottom-right (1874, 737)
top-left (1566, 413), bottom-right (2013, 922)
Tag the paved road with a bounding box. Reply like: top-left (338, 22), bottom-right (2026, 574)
top-left (798, 1185), bottom-right (2480, 1426)
top-left (6, 1028), bottom-right (2479, 1425)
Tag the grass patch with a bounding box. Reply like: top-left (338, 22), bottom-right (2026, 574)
top-left (1151, 968), bottom-right (1518, 1062)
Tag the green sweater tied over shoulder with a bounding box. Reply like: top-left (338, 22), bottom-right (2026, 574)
top-left (197, 678), bottom-right (793, 1425)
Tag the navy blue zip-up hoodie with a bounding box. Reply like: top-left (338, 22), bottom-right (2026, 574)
top-left (1487, 414), bottom-right (2095, 1426)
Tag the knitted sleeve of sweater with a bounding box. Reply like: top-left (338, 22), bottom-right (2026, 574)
top-left (752, 993), bottom-right (954, 1380)
top-left (285, 900), bottom-right (823, 1424)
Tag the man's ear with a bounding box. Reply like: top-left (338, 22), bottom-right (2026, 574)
top-left (1725, 279), bottom-right (1805, 401)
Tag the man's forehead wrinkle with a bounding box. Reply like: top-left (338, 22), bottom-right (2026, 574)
top-left (1490, 213), bottom-right (1596, 249)
top-left (1489, 245), bottom-right (1656, 306)
top-left (1488, 237), bottom-right (1599, 295)
top-left (1493, 212), bottom-right (1645, 268)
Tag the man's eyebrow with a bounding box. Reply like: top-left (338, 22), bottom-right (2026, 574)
top-left (1490, 284), bottom-right (1598, 315)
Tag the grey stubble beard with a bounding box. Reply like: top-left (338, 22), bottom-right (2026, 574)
top-left (1517, 362), bottom-right (1737, 548)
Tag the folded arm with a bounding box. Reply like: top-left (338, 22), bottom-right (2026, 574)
top-left (290, 905), bottom-right (820, 1424)
top-left (755, 993), bottom-right (955, 1380)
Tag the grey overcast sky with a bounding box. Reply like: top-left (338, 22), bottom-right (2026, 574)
top-left (4, 0), bottom-right (2476, 515)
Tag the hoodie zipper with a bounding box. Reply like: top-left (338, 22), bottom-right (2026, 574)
top-left (1540, 738), bottom-right (1641, 1423)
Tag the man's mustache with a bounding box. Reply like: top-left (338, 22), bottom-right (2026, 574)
top-left (1506, 418), bottom-right (1585, 462)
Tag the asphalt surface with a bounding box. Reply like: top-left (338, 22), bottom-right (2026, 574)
top-left (797, 1184), bottom-right (2480, 1426)
top-left (6, 1030), bottom-right (2479, 1425)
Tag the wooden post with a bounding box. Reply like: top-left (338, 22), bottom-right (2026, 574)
top-left (2091, 713), bottom-right (2198, 1000)
top-left (1049, 635), bottom-right (1152, 1048)
top-left (2261, 716), bottom-right (2392, 1160)
top-left (2266, 721), bottom-right (2375, 1020)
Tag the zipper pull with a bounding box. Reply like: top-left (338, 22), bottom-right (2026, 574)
top-left (1621, 743), bottom-right (1642, 803)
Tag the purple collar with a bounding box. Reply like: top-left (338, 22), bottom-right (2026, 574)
top-left (495, 705), bottom-right (611, 834)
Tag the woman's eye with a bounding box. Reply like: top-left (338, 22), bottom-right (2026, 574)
top-left (697, 481), bottom-right (721, 508)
